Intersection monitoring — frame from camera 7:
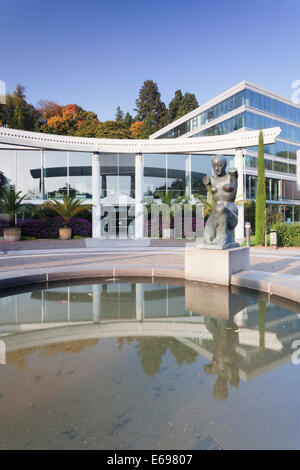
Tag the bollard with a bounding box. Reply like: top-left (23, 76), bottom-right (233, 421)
top-left (245, 221), bottom-right (251, 247)
top-left (270, 230), bottom-right (277, 249)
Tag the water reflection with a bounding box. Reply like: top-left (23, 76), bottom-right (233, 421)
top-left (1, 280), bottom-right (300, 402)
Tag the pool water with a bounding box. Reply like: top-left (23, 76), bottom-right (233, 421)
top-left (0, 279), bottom-right (300, 450)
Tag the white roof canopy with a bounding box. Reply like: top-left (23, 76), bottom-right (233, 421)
top-left (0, 126), bottom-right (281, 154)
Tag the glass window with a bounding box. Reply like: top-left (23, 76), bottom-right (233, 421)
top-left (144, 154), bottom-right (166, 199)
top-left (245, 155), bottom-right (257, 168)
top-left (0, 149), bottom-right (17, 191)
top-left (44, 151), bottom-right (68, 199)
top-left (191, 154), bottom-right (218, 195)
top-left (16, 150), bottom-right (41, 200)
top-left (69, 152), bottom-right (92, 199)
top-left (167, 154), bottom-right (187, 196)
top-left (294, 206), bottom-right (300, 222)
top-left (271, 179), bottom-right (280, 201)
top-left (273, 161), bottom-right (288, 173)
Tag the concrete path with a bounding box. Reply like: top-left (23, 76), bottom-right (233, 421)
top-left (0, 240), bottom-right (299, 303)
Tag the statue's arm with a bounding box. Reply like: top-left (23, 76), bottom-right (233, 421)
top-left (203, 175), bottom-right (211, 186)
top-left (228, 167), bottom-right (238, 180)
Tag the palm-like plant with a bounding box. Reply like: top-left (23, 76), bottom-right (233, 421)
top-left (0, 189), bottom-right (28, 226)
top-left (43, 193), bottom-right (91, 227)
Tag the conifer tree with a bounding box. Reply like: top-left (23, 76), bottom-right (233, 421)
top-left (255, 130), bottom-right (266, 245)
top-left (135, 80), bottom-right (166, 134)
top-left (124, 112), bottom-right (133, 128)
top-left (115, 106), bottom-right (124, 122)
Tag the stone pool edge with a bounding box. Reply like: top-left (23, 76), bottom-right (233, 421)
top-left (0, 263), bottom-right (299, 304)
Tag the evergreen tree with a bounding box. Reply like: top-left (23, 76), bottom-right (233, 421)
top-left (115, 106), bottom-right (124, 122)
top-left (140, 112), bottom-right (156, 138)
top-left (166, 90), bottom-right (198, 124)
top-left (1, 85), bottom-right (39, 130)
top-left (96, 120), bottom-right (131, 139)
top-left (124, 112), bottom-right (133, 128)
top-left (176, 92), bottom-right (198, 118)
top-left (255, 130), bottom-right (266, 245)
top-left (166, 90), bottom-right (183, 123)
top-left (135, 80), bottom-right (166, 134)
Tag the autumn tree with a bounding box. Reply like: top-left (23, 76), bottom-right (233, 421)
top-left (37, 100), bottom-right (63, 122)
top-left (45, 104), bottom-right (101, 137)
top-left (130, 121), bottom-right (145, 139)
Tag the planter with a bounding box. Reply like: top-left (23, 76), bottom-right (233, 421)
top-left (59, 227), bottom-right (72, 240)
top-left (3, 227), bottom-right (22, 242)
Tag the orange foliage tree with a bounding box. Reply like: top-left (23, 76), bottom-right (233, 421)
top-left (130, 121), bottom-right (145, 139)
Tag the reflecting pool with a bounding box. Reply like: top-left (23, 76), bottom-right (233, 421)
top-left (0, 279), bottom-right (300, 450)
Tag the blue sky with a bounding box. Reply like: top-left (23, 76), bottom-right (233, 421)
top-left (1, 0), bottom-right (300, 120)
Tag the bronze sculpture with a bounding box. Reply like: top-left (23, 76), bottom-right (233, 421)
top-left (202, 155), bottom-right (239, 249)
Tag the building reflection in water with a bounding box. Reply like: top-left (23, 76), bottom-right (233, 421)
top-left (0, 281), bottom-right (300, 401)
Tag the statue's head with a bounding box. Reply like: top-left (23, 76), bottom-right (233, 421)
top-left (212, 155), bottom-right (227, 177)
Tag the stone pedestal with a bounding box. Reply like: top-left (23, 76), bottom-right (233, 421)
top-left (185, 246), bottom-right (249, 286)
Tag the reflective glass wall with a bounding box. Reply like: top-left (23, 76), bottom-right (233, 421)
top-left (0, 149), bottom-right (92, 201)
top-left (158, 91), bottom-right (245, 139)
top-left (143, 154), bottom-right (215, 200)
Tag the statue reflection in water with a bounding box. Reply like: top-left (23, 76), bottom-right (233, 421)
top-left (204, 314), bottom-right (240, 401)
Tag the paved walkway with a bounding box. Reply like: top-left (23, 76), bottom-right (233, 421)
top-left (0, 239), bottom-right (299, 303)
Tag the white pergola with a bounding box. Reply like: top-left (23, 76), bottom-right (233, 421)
top-left (0, 126), bottom-right (281, 239)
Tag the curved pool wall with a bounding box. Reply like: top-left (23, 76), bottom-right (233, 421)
top-left (1, 260), bottom-right (300, 306)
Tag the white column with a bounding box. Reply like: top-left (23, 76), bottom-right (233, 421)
top-left (92, 152), bottom-right (101, 238)
top-left (135, 153), bottom-right (144, 239)
top-left (235, 147), bottom-right (245, 240)
top-left (93, 284), bottom-right (101, 322)
top-left (185, 154), bottom-right (192, 198)
top-left (136, 283), bottom-right (144, 321)
top-left (40, 149), bottom-right (45, 199)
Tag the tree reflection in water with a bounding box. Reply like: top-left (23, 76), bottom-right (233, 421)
top-left (117, 337), bottom-right (198, 377)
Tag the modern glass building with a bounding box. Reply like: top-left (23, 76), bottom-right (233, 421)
top-left (0, 83), bottom-right (284, 238)
top-left (151, 81), bottom-right (300, 223)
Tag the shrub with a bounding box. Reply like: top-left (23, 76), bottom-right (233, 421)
top-left (271, 223), bottom-right (300, 247)
top-left (17, 217), bottom-right (92, 239)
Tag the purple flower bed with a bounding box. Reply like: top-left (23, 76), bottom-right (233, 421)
top-left (7, 217), bottom-right (92, 239)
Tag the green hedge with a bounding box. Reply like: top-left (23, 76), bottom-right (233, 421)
top-left (271, 223), bottom-right (300, 247)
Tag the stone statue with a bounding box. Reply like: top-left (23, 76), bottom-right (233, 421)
top-left (202, 155), bottom-right (239, 249)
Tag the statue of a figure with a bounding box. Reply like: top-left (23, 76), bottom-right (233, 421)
top-left (203, 155), bottom-right (239, 248)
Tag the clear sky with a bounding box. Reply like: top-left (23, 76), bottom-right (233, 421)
top-left (1, 0), bottom-right (300, 120)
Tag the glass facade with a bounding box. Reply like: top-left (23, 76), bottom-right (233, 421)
top-left (245, 111), bottom-right (300, 143)
top-left (143, 154), bottom-right (214, 200)
top-left (158, 91), bottom-right (245, 138)
top-left (155, 84), bottom-right (300, 222)
top-left (0, 149), bottom-right (93, 201)
top-left (248, 141), bottom-right (299, 160)
top-left (245, 88), bottom-right (300, 124)
top-left (194, 113), bottom-right (245, 137)
top-left (158, 87), bottom-right (300, 139)
top-left (245, 154), bottom-right (296, 175)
